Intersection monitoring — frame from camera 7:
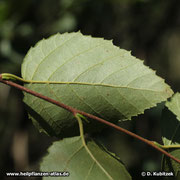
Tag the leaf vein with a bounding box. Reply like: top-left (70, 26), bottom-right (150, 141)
top-left (95, 86), bottom-right (128, 119)
top-left (126, 72), bottom-right (152, 87)
top-left (72, 52), bottom-right (124, 82)
top-left (85, 161), bottom-right (95, 180)
top-left (36, 99), bottom-right (62, 133)
top-left (68, 84), bottom-right (105, 119)
top-left (47, 41), bottom-right (109, 81)
top-left (63, 143), bottom-right (84, 170)
top-left (116, 87), bottom-right (141, 115)
top-left (31, 33), bottom-right (79, 79)
top-left (100, 62), bottom-right (139, 83)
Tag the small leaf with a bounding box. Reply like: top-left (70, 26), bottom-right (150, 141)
top-left (162, 93), bottom-right (180, 146)
top-left (161, 93), bottom-right (180, 177)
top-left (40, 136), bottom-right (131, 180)
top-left (162, 150), bottom-right (180, 179)
top-left (21, 32), bottom-right (173, 137)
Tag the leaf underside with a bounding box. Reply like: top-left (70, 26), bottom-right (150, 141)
top-left (21, 32), bottom-right (173, 137)
top-left (40, 136), bottom-right (131, 180)
top-left (161, 93), bottom-right (180, 176)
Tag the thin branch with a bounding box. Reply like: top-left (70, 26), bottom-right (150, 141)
top-left (0, 74), bottom-right (180, 164)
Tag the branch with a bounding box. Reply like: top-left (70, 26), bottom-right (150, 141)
top-left (0, 74), bottom-right (180, 164)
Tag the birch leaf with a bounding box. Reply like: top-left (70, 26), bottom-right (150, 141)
top-left (40, 136), bottom-right (131, 180)
top-left (161, 93), bottom-right (180, 177)
top-left (162, 93), bottom-right (180, 145)
top-left (21, 32), bottom-right (173, 137)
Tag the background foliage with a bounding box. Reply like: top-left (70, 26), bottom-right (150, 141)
top-left (0, 0), bottom-right (180, 179)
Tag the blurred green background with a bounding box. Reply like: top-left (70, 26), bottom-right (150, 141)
top-left (0, 0), bottom-right (180, 179)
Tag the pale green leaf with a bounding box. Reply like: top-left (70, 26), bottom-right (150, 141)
top-left (21, 32), bottom-right (173, 137)
top-left (40, 136), bottom-right (131, 180)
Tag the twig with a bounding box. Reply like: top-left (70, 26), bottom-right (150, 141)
top-left (0, 74), bottom-right (179, 164)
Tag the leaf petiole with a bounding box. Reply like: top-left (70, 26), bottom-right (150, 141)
top-left (76, 113), bottom-right (89, 123)
top-left (153, 141), bottom-right (180, 149)
top-left (74, 113), bottom-right (86, 146)
top-left (1, 73), bottom-right (32, 83)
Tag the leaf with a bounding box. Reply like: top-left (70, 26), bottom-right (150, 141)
top-left (40, 136), bottom-right (132, 180)
top-left (21, 32), bottom-right (173, 137)
top-left (162, 150), bottom-right (180, 179)
top-left (162, 93), bottom-right (180, 146)
top-left (161, 93), bottom-right (180, 177)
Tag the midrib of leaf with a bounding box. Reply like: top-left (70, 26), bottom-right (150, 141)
top-left (46, 81), bottom-right (109, 120)
top-left (3, 73), bottom-right (167, 93)
top-left (25, 81), bottom-right (165, 93)
top-left (83, 141), bottom-right (113, 180)
top-left (25, 80), bottom-right (168, 117)
top-left (59, 137), bottom-right (114, 179)
top-left (75, 114), bottom-right (114, 180)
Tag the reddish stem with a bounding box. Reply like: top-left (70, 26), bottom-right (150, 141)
top-left (0, 74), bottom-right (179, 164)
